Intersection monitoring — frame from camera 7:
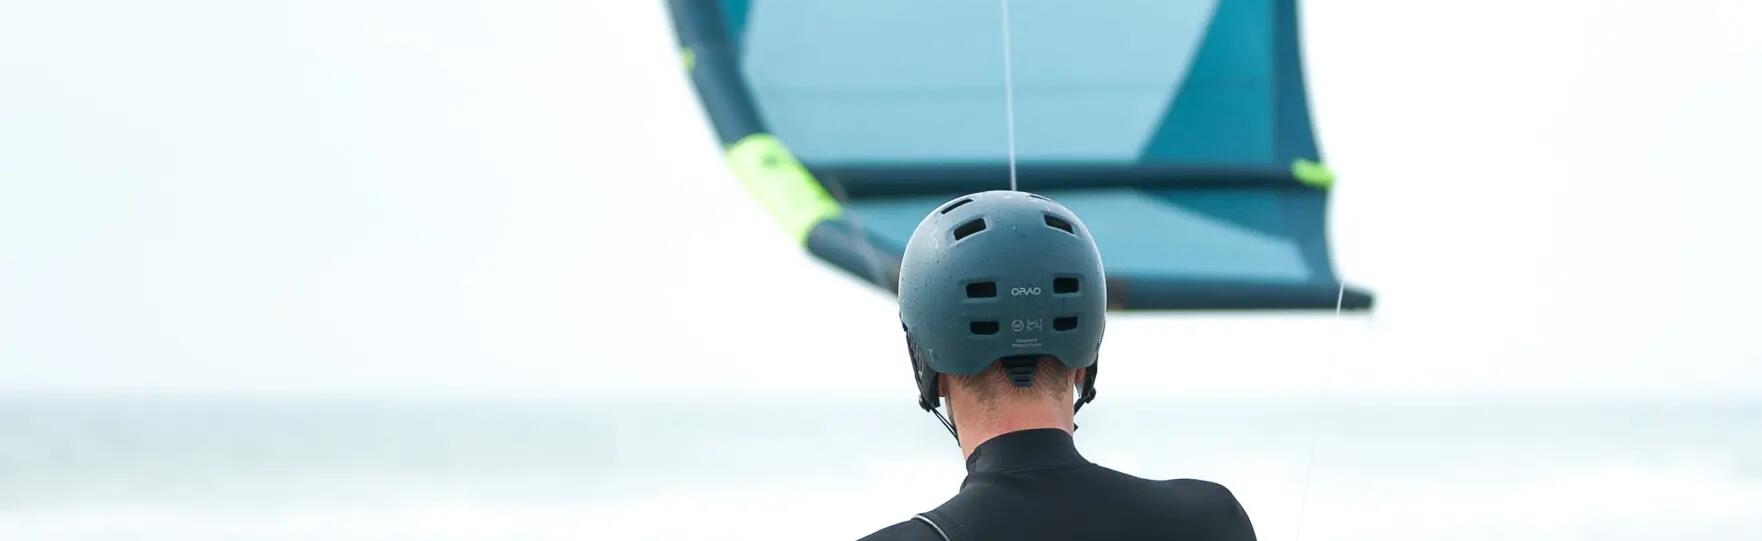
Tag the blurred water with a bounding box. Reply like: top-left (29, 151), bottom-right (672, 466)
top-left (2, 394), bottom-right (1757, 540)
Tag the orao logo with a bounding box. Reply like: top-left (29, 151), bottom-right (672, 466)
top-left (1010, 286), bottom-right (1041, 297)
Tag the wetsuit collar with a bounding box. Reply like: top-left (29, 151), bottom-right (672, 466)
top-left (964, 428), bottom-right (1088, 475)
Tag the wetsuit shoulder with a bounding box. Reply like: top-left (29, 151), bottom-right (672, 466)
top-left (1155, 478), bottom-right (1257, 541)
top-left (858, 517), bottom-right (944, 541)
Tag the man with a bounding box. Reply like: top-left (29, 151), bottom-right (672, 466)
top-left (861, 191), bottom-right (1257, 541)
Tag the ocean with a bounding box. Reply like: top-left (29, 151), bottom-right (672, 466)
top-left (2, 393), bottom-right (1758, 540)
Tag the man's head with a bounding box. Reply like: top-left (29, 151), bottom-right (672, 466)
top-left (896, 191), bottom-right (1107, 447)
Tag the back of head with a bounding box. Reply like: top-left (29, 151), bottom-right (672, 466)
top-left (948, 356), bottom-right (1073, 407)
top-left (944, 356), bottom-right (1079, 436)
top-left (896, 191), bottom-right (1107, 436)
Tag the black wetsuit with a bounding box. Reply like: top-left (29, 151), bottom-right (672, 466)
top-left (860, 429), bottom-right (1256, 541)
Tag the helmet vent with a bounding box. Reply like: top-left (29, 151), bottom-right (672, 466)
top-left (940, 198), bottom-right (974, 214)
top-left (970, 321), bottom-right (1000, 335)
top-left (1044, 214), bottom-right (1075, 235)
top-left (1053, 277), bottom-right (1079, 294)
top-left (966, 281), bottom-right (997, 298)
top-left (952, 218), bottom-right (987, 241)
top-left (1053, 316), bottom-right (1079, 331)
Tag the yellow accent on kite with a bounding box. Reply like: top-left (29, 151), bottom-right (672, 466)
top-left (1291, 159), bottom-right (1335, 189)
top-left (681, 47), bottom-right (696, 72)
top-left (725, 134), bottom-right (843, 242)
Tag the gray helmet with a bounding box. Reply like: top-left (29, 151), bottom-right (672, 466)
top-left (898, 191), bottom-right (1106, 423)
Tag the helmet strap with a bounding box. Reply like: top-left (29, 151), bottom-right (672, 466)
top-left (1073, 363), bottom-right (1098, 415)
top-left (929, 405), bottom-right (958, 441)
top-left (907, 329), bottom-right (960, 442)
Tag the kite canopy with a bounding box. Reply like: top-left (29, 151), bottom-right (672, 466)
top-left (666, 0), bottom-right (1373, 310)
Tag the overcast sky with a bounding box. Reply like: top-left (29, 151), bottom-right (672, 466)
top-left (2, 0), bottom-right (1759, 398)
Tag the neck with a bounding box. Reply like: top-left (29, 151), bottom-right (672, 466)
top-left (949, 393), bottom-right (1075, 459)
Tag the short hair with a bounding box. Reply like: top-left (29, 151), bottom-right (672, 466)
top-left (949, 356), bottom-right (1073, 406)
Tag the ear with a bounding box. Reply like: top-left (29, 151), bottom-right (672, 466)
top-left (938, 374), bottom-right (951, 398)
top-left (1071, 367), bottom-right (1085, 387)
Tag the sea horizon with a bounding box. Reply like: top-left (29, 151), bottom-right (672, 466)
top-left (3, 392), bottom-right (1757, 539)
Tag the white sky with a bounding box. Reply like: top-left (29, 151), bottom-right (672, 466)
top-left (2, 0), bottom-right (1759, 398)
